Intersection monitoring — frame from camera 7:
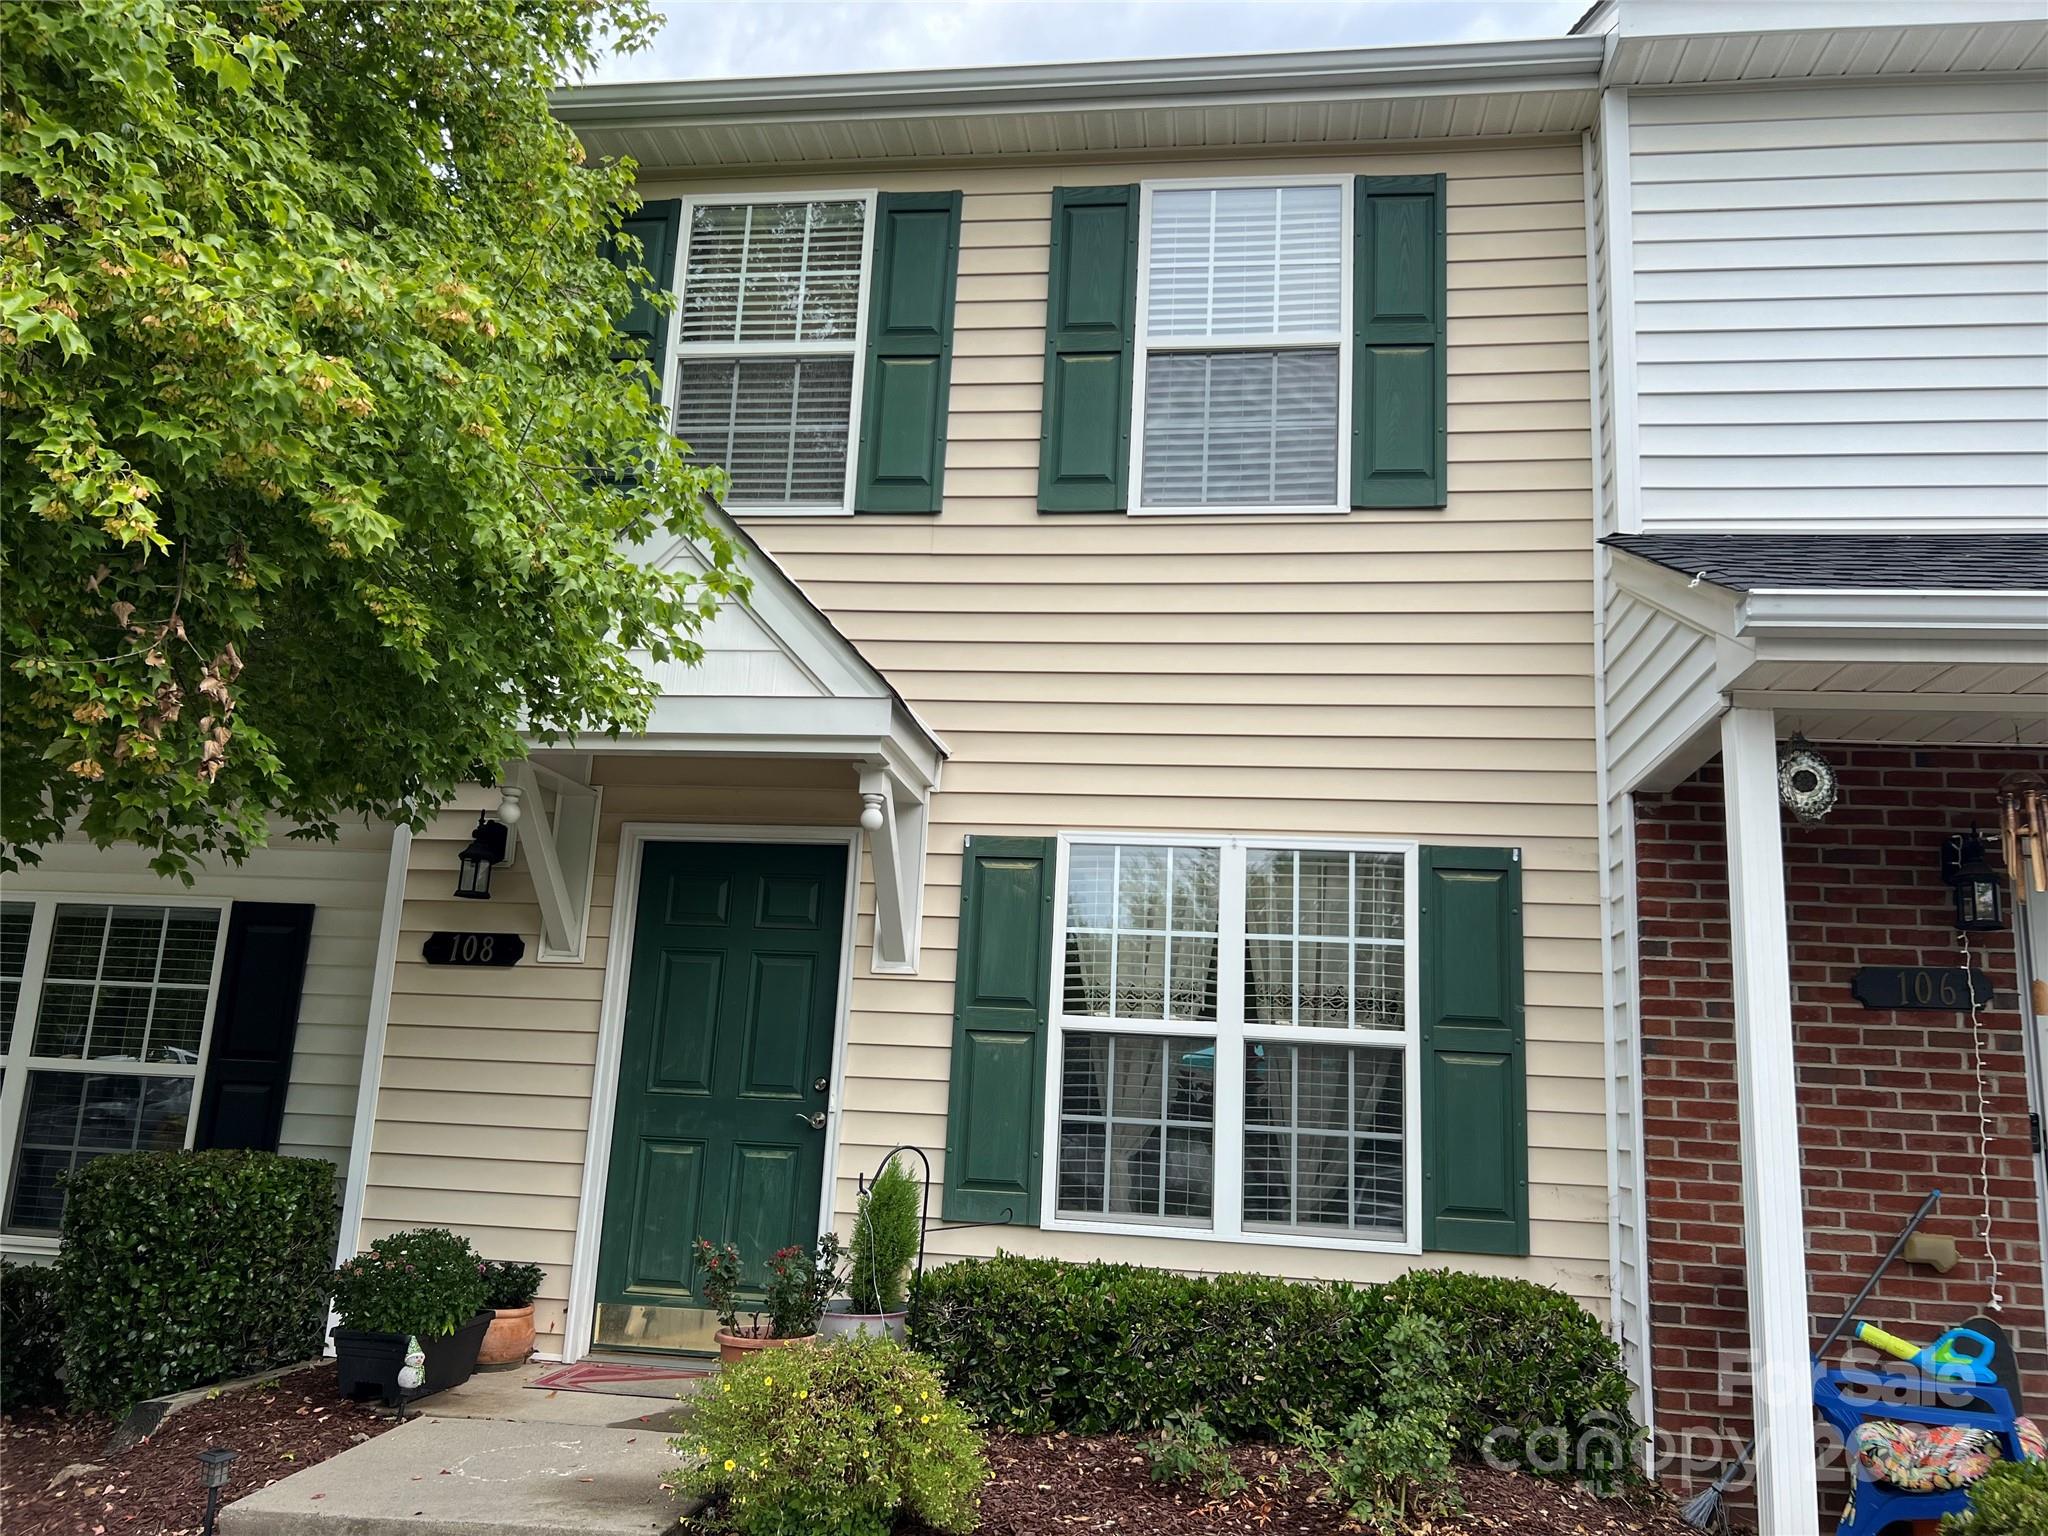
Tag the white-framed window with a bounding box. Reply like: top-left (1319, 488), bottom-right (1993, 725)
top-left (667, 190), bottom-right (878, 515)
top-left (1044, 834), bottom-right (1420, 1253)
top-left (0, 896), bottom-right (230, 1242)
top-left (1130, 176), bottom-right (1352, 516)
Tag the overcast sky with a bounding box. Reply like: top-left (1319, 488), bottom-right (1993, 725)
top-left (583, 1), bottom-right (1592, 83)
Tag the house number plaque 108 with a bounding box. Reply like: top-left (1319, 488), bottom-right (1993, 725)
top-left (1850, 966), bottom-right (1992, 1012)
top-left (422, 932), bottom-right (525, 967)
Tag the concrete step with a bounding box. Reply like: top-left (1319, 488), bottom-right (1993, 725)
top-left (219, 1415), bottom-right (692, 1536)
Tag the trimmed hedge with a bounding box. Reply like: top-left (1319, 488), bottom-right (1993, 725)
top-left (58, 1150), bottom-right (339, 1414)
top-left (1, 1262), bottom-right (65, 1412)
top-left (907, 1256), bottom-right (1638, 1483)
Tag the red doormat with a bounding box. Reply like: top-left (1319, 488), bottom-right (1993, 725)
top-left (527, 1360), bottom-right (713, 1398)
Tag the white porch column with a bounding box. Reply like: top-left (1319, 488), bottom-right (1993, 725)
top-left (1719, 706), bottom-right (1820, 1533)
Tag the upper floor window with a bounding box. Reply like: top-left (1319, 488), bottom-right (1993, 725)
top-left (1134, 180), bottom-right (1350, 514)
top-left (672, 196), bottom-right (872, 512)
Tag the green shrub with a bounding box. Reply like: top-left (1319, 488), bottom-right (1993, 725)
top-left (1292, 1313), bottom-right (1464, 1534)
top-left (670, 1336), bottom-right (986, 1536)
top-left (846, 1155), bottom-right (919, 1314)
top-left (1144, 1412), bottom-right (1246, 1501)
top-left (1941, 1458), bottom-right (2048, 1534)
top-left (907, 1254), bottom-right (1638, 1487)
top-left (58, 1150), bottom-right (338, 1414)
top-left (482, 1260), bottom-right (545, 1310)
top-left (331, 1228), bottom-right (488, 1337)
top-left (1, 1262), bottom-right (65, 1412)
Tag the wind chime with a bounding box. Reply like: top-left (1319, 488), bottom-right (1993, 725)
top-left (1996, 772), bottom-right (2048, 913)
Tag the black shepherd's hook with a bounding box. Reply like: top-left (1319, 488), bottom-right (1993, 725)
top-left (856, 1145), bottom-right (1014, 1310)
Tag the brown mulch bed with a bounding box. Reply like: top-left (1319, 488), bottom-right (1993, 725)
top-left (913, 1432), bottom-right (1699, 1535)
top-left (1, 1364), bottom-right (398, 1536)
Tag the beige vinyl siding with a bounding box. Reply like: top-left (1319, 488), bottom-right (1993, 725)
top-left (678, 142), bottom-right (1604, 1303)
top-left (360, 139), bottom-right (1609, 1349)
top-left (363, 760), bottom-right (861, 1353)
top-left (11, 821), bottom-right (396, 1171)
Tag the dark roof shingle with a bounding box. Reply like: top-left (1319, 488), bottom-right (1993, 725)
top-left (1602, 533), bottom-right (2048, 592)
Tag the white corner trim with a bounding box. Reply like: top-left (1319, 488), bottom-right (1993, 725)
top-left (1597, 87), bottom-right (1641, 536)
top-left (561, 822), bottom-right (861, 1364)
top-left (335, 823), bottom-right (413, 1271)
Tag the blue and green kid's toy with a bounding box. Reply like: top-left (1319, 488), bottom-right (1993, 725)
top-left (1852, 1320), bottom-right (1999, 1386)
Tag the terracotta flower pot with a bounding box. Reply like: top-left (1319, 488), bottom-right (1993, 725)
top-left (715, 1328), bottom-right (817, 1364)
top-left (477, 1304), bottom-right (536, 1368)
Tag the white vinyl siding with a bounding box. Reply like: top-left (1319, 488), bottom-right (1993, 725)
top-left (1622, 78), bottom-right (2048, 530)
top-left (1134, 179), bottom-right (1351, 512)
top-left (672, 194), bottom-right (875, 513)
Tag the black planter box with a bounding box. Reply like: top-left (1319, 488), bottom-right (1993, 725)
top-left (333, 1312), bottom-right (491, 1406)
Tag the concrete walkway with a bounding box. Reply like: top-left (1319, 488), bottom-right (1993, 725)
top-left (220, 1364), bottom-right (704, 1536)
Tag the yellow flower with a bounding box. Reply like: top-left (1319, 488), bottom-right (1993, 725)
top-left (723, 1459), bottom-right (736, 1472)
top-left (696, 1445), bottom-right (708, 1456)
top-left (919, 1415), bottom-right (931, 1424)
top-left (797, 1389), bottom-right (808, 1400)
top-left (721, 1382), bottom-right (731, 1393)
top-left (891, 1404), bottom-right (902, 1416)
top-left (763, 1375), bottom-right (773, 1385)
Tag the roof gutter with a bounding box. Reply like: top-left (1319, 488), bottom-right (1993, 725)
top-left (1740, 588), bottom-right (2048, 643)
top-left (551, 36), bottom-right (1605, 127)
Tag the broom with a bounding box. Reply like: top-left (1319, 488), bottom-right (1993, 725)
top-left (1680, 1188), bottom-right (1942, 1531)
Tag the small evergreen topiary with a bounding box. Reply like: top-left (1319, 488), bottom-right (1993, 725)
top-left (481, 1259), bottom-right (545, 1310)
top-left (846, 1155), bottom-right (920, 1314)
top-left (57, 1150), bottom-right (338, 1414)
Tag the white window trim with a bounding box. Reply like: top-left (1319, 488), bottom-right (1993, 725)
top-left (1127, 174), bottom-right (1354, 519)
top-left (663, 188), bottom-right (880, 517)
top-left (0, 893), bottom-right (232, 1255)
top-left (1039, 831), bottom-right (1422, 1256)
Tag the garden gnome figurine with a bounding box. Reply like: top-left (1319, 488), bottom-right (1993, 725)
top-left (397, 1336), bottom-right (425, 1392)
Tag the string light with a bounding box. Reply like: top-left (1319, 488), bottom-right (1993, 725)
top-left (1959, 930), bottom-right (2003, 1313)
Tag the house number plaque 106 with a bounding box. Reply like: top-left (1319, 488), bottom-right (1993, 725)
top-left (422, 932), bottom-right (525, 967)
top-left (1850, 966), bottom-right (1992, 1012)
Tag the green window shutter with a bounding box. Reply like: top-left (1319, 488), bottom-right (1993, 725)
top-left (1419, 845), bottom-right (1527, 1255)
top-left (1352, 175), bottom-right (1447, 510)
top-left (1038, 185), bottom-right (1138, 513)
top-left (941, 834), bottom-right (1056, 1224)
top-left (605, 199), bottom-right (682, 397)
top-left (855, 192), bottom-right (963, 513)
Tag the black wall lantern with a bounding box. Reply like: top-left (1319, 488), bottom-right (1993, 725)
top-left (1941, 829), bottom-right (2006, 933)
top-left (455, 813), bottom-right (510, 899)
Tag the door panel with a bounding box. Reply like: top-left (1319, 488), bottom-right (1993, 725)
top-left (595, 840), bottom-right (845, 1352)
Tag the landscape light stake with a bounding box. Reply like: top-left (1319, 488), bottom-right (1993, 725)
top-left (198, 1446), bottom-right (238, 1536)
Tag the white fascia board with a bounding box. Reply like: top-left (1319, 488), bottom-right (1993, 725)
top-left (552, 38), bottom-right (1604, 126)
top-left (1739, 589), bottom-right (2048, 642)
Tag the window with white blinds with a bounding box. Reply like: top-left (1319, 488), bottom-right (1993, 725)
top-left (1134, 181), bottom-right (1349, 513)
top-left (1049, 836), bottom-right (1418, 1250)
top-left (672, 197), bottom-right (870, 511)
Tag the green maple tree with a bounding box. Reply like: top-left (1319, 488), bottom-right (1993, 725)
top-left (2, 0), bottom-right (740, 873)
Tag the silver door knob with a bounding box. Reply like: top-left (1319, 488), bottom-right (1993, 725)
top-left (796, 1111), bottom-right (826, 1130)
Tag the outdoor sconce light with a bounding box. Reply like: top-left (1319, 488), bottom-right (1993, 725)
top-left (1942, 829), bottom-right (2006, 933)
top-left (197, 1446), bottom-right (238, 1535)
top-left (455, 811), bottom-right (510, 899)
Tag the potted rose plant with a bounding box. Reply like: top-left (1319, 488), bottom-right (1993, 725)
top-left (330, 1227), bottom-right (492, 1405)
top-left (696, 1233), bottom-right (843, 1364)
top-left (477, 1259), bottom-right (544, 1368)
top-left (820, 1154), bottom-right (920, 1343)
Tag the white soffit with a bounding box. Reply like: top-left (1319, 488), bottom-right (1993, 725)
top-left (552, 39), bottom-right (1606, 171)
top-left (1601, 2), bottom-right (2048, 86)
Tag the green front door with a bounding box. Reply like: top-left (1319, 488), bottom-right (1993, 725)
top-left (593, 840), bottom-right (845, 1353)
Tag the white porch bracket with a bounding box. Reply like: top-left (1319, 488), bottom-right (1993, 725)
top-left (859, 762), bottom-right (928, 975)
top-left (1719, 706), bottom-right (1821, 1534)
top-left (504, 759), bottom-right (602, 963)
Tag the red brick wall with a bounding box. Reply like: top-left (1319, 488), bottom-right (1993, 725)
top-left (1637, 744), bottom-right (2047, 1480)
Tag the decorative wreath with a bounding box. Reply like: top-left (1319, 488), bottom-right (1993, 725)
top-left (1778, 736), bottom-right (1838, 825)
